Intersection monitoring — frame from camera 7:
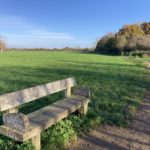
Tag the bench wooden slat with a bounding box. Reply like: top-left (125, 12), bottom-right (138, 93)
top-left (0, 77), bottom-right (75, 111)
top-left (28, 95), bottom-right (90, 130)
top-left (0, 95), bottom-right (90, 141)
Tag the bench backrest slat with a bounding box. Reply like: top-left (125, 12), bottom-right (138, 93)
top-left (0, 77), bottom-right (75, 111)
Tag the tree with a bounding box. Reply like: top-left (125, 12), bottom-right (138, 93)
top-left (141, 22), bottom-right (150, 34)
top-left (115, 35), bottom-right (127, 54)
top-left (95, 33), bottom-right (115, 53)
top-left (0, 37), bottom-right (6, 51)
top-left (95, 22), bottom-right (150, 55)
top-left (124, 37), bottom-right (137, 54)
top-left (95, 34), bottom-right (126, 55)
top-left (136, 35), bottom-right (150, 50)
top-left (118, 24), bottom-right (145, 39)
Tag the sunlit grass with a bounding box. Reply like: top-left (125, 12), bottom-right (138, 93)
top-left (0, 51), bottom-right (149, 149)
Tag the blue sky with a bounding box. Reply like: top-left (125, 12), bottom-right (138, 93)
top-left (0, 0), bottom-right (150, 48)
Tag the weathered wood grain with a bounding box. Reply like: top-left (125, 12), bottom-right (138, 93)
top-left (73, 88), bottom-right (91, 98)
top-left (28, 95), bottom-right (90, 131)
top-left (0, 125), bottom-right (40, 142)
top-left (0, 77), bottom-right (75, 111)
top-left (31, 133), bottom-right (41, 150)
top-left (3, 113), bottom-right (30, 132)
top-left (78, 103), bottom-right (89, 115)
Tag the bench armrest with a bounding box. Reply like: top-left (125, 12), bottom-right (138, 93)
top-left (73, 87), bottom-right (91, 98)
top-left (3, 113), bottom-right (30, 132)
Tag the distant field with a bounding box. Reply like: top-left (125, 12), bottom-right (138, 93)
top-left (0, 51), bottom-right (149, 149)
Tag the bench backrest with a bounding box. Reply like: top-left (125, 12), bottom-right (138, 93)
top-left (0, 77), bottom-right (76, 112)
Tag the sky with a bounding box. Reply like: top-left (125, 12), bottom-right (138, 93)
top-left (0, 0), bottom-right (150, 48)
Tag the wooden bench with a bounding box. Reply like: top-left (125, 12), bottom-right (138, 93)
top-left (0, 77), bottom-right (91, 150)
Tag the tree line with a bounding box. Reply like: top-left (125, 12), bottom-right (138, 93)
top-left (95, 22), bottom-right (150, 56)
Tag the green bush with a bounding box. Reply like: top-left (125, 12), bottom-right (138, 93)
top-left (0, 139), bottom-right (35, 150)
top-left (131, 52), bottom-right (143, 58)
top-left (42, 119), bottom-right (77, 150)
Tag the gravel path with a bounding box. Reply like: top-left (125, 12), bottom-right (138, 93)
top-left (69, 64), bottom-right (150, 150)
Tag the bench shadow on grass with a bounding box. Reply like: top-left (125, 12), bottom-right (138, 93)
top-left (0, 62), bottom-right (149, 149)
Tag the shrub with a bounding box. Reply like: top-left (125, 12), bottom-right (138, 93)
top-left (42, 119), bottom-right (77, 150)
top-left (0, 139), bottom-right (35, 150)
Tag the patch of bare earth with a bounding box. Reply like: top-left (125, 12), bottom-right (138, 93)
top-left (69, 64), bottom-right (150, 150)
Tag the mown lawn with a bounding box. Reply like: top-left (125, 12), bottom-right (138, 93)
top-left (0, 51), bottom-right (149, 149)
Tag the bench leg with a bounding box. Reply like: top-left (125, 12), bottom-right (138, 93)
top-left (78, 103), bottom-right (88, 115)
top-left (31, 133), bottom-right (41, 150)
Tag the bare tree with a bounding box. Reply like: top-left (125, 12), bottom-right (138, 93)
top-left (0, 36), bottom-right (6, 51)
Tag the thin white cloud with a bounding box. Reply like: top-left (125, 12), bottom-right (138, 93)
top-left (0, 15), bottom-right (78, 48)
top-left (5, 33), bottom-right (74, 40)
top-left (0, 15), bottom-right (33, 30)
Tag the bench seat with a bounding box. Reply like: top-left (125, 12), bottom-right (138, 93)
top-left (0, 95), bottom-right (90, 142)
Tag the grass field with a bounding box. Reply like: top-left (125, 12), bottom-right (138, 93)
top-left (0, 51), bottom-right (149, 150)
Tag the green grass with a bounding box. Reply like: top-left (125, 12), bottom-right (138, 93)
top-left (0, 51), bottom-right (149, 149)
